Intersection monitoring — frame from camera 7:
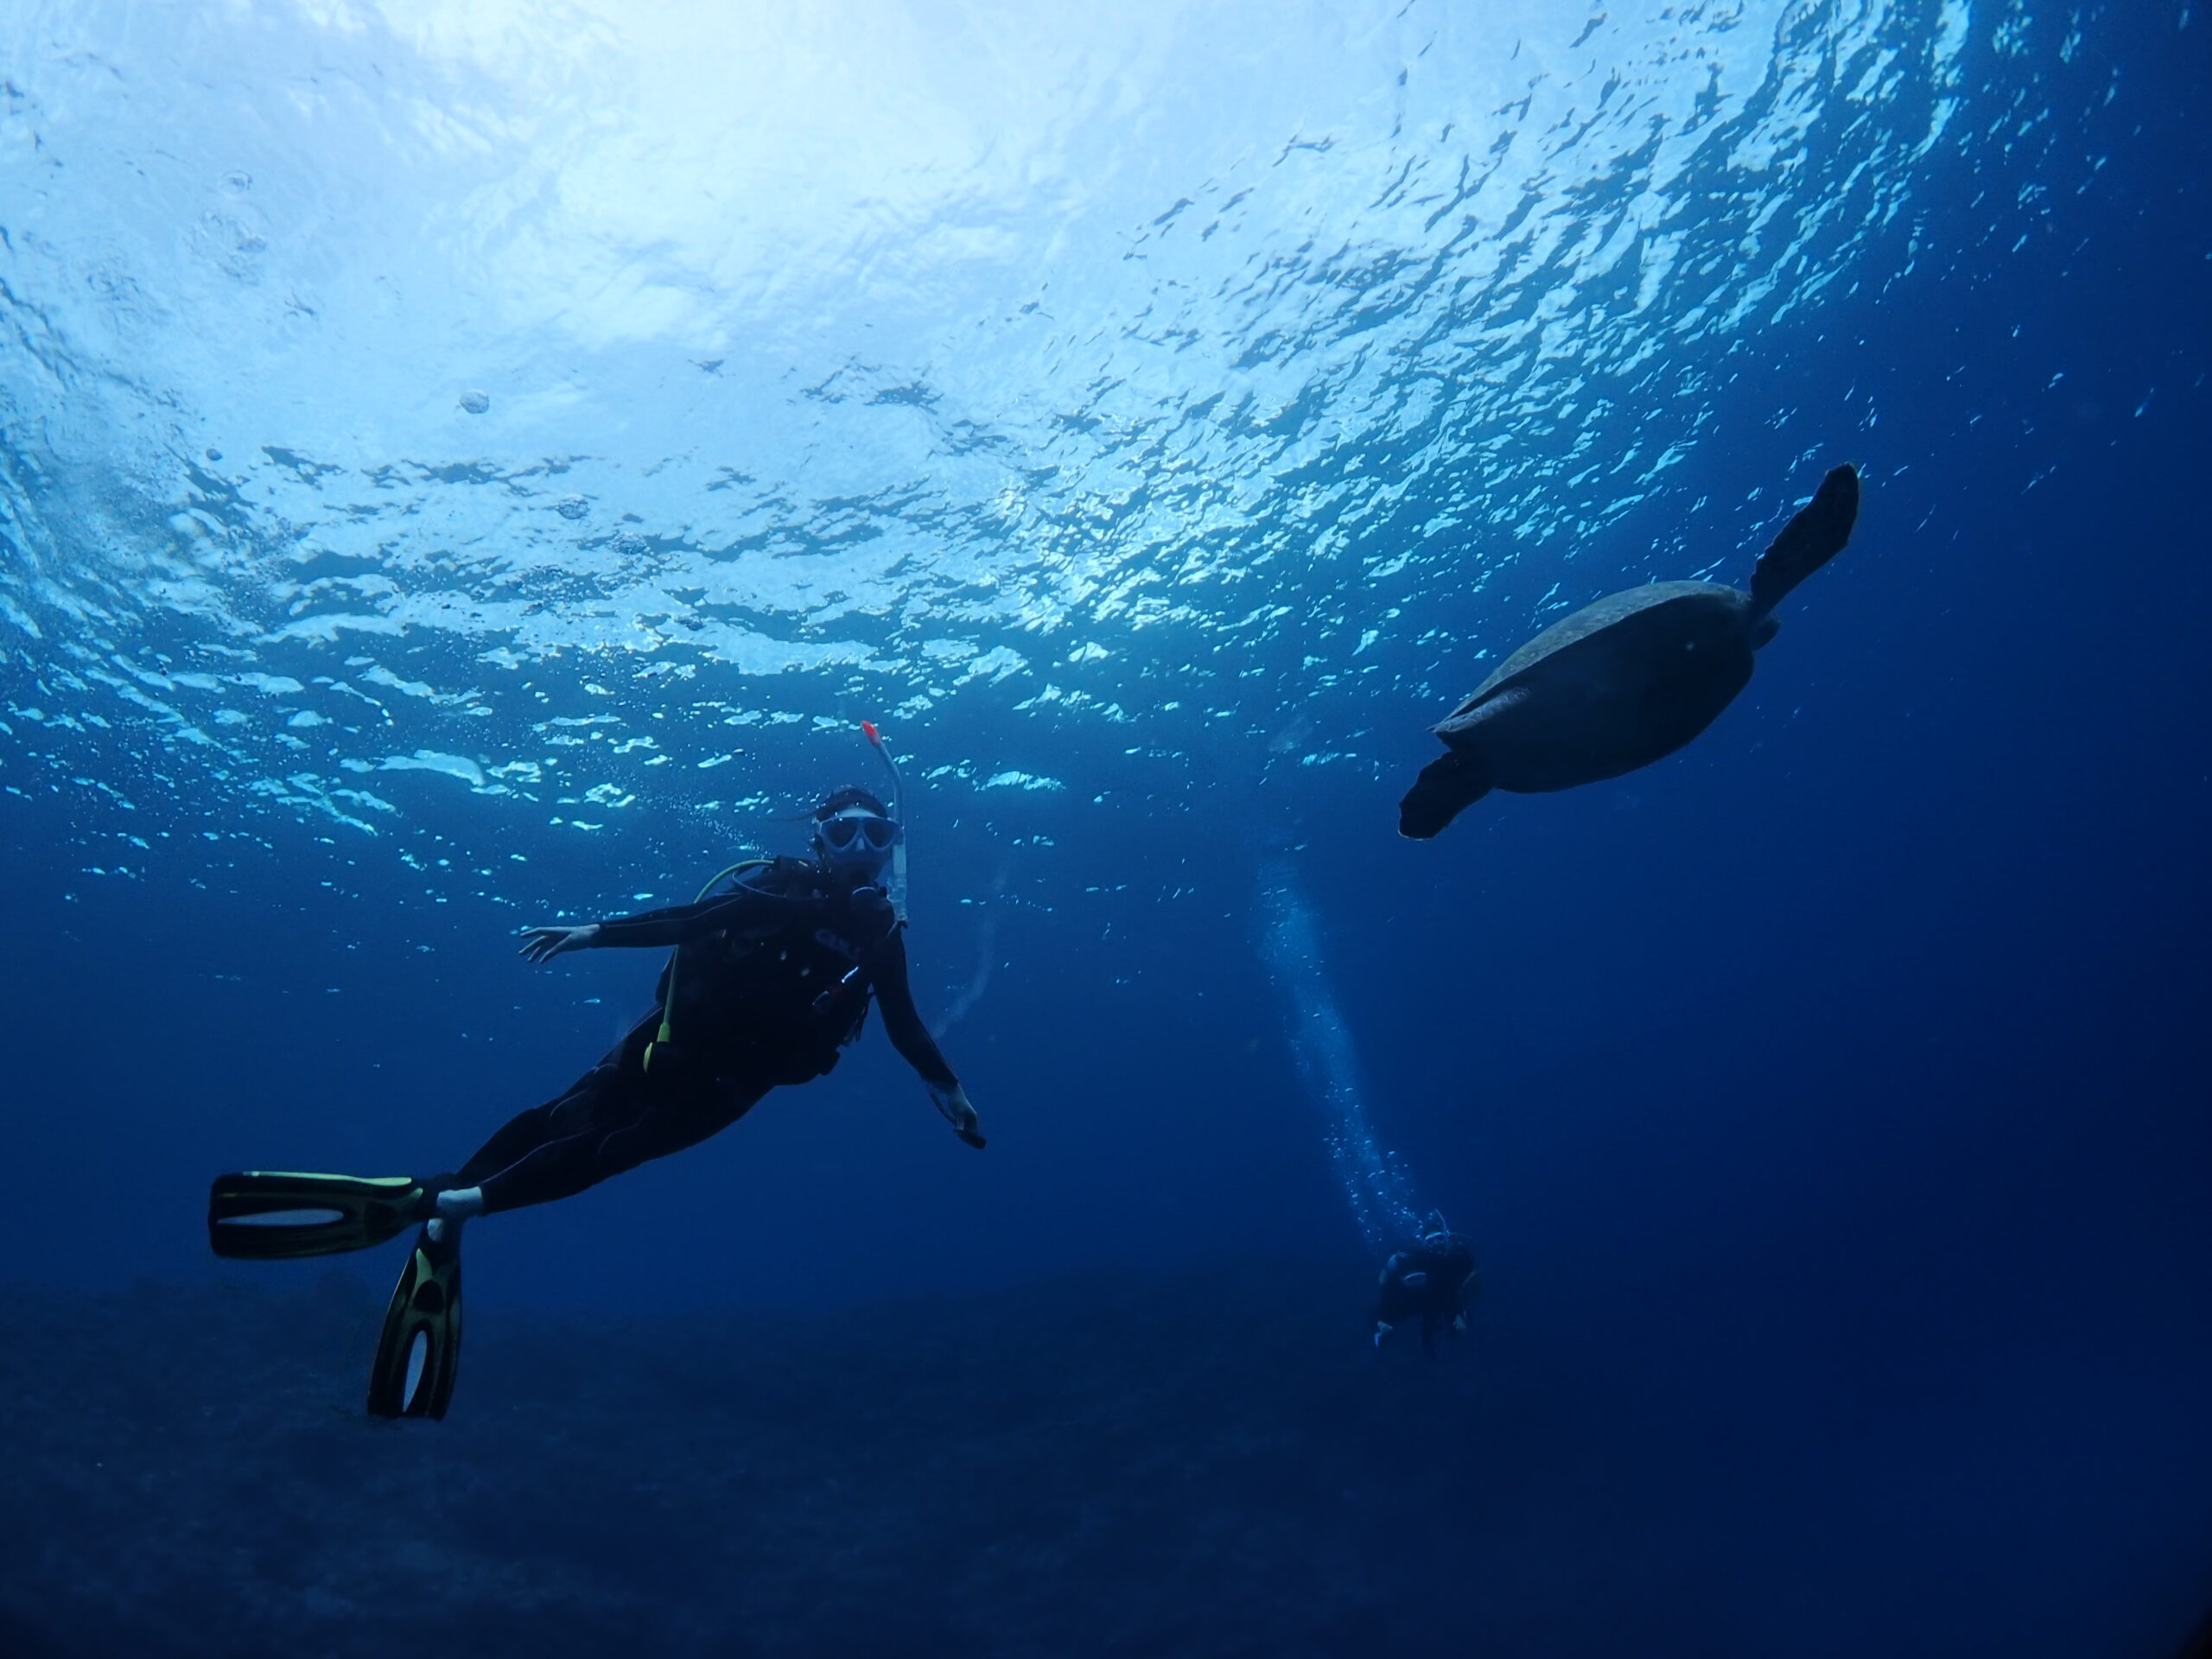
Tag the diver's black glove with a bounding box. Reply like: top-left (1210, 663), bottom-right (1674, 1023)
top-left (929, 1082), bottom-right (987, 1149)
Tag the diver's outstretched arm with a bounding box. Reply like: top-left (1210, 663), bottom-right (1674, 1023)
top-left (869, 925), bottom-right (986, 1148)
top-left (519, 880), bottom-right (813, 962)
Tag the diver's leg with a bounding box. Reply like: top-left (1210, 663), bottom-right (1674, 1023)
top-left (433, 1014), bottom-right (656, 1212)
top-left (467, 1065), bottom-right (772, 1216)
top-left (589, 1078), bottom-right (772, 1173)
top-left (454, 1060), bottom-right (621, 1188)
top-left (463, 1071), bottom-right (648, 1213)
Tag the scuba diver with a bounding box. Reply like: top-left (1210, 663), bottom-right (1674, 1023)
top-left (1371, 1215), bottom-right (1479, 1357)
top-left (208, 735), bottom-right (983, 1420)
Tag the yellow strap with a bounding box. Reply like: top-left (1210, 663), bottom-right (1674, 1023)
top-left (645, 859), bottom-right (772, 1070)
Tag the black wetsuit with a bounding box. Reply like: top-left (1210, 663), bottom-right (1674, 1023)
top-left (1373, 1235), bottom-right (1478, 1355)
top-left (454, 857), bottom-right (958, 1214)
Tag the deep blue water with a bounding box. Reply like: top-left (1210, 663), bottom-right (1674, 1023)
top-left (3, 2), bottom-right (2209, 1654)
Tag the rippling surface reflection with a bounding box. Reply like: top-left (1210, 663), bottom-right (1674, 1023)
top-left (0, 0), bottom-right (2050, 887)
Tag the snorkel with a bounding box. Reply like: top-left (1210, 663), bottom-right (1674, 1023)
top-left (861, 721), bottom-right (908, 922)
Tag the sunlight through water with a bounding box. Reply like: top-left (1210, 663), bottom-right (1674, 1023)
top-left (3, 0), bottom-right (1984, 886)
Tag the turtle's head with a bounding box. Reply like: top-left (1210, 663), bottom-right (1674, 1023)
top-left (1750, 613), bottom-right (1782, 651)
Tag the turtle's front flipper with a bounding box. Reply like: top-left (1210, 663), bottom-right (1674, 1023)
top-left (1750, 464), bottom-right (1859, 619)
top-left (1399, 747), bottom-right (1491, 839)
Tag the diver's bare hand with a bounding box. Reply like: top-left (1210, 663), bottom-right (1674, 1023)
top-left (930, 1082), bottom-right (987, 1149)
top-left (519, 924), bottom-right (601, 963)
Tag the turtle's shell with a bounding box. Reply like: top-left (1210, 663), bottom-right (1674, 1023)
top-left (1445, 580), bottom-right (1741, 721)
top-left (1432, 579), bottom-right (1762, 792)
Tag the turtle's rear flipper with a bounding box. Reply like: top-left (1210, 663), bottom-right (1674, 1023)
top-left (1399, 747), bottom-right (1491, 840)
top-left (1750, 463), bottom-right (1859, 618)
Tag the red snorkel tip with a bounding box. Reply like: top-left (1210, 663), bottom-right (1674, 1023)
top-left (861, 720), bottom-right (881, 746)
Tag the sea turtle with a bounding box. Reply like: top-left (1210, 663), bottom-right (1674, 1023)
top-left (1398, 462), bottom-right (1861, 838)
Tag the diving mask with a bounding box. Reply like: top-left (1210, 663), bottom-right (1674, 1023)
top-left (818, 811), bottom-right (903, 854)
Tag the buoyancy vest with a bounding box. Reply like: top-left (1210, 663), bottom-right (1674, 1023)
top-left (650, 856), bottom-right (880, 1084)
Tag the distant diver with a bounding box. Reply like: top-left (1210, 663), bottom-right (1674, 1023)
top-left (208, 741), bottom-right (983, 1421)
top-left (1371, 1216), bottom-right (1479, 1357)
top-left (1399, 462), bottom-right (1862, 838)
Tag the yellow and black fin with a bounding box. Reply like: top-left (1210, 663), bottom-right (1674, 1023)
top-left (365, 1223), bottom-right (462, 1421)
top-left (207, 1172), bottom-right (427, 1260)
